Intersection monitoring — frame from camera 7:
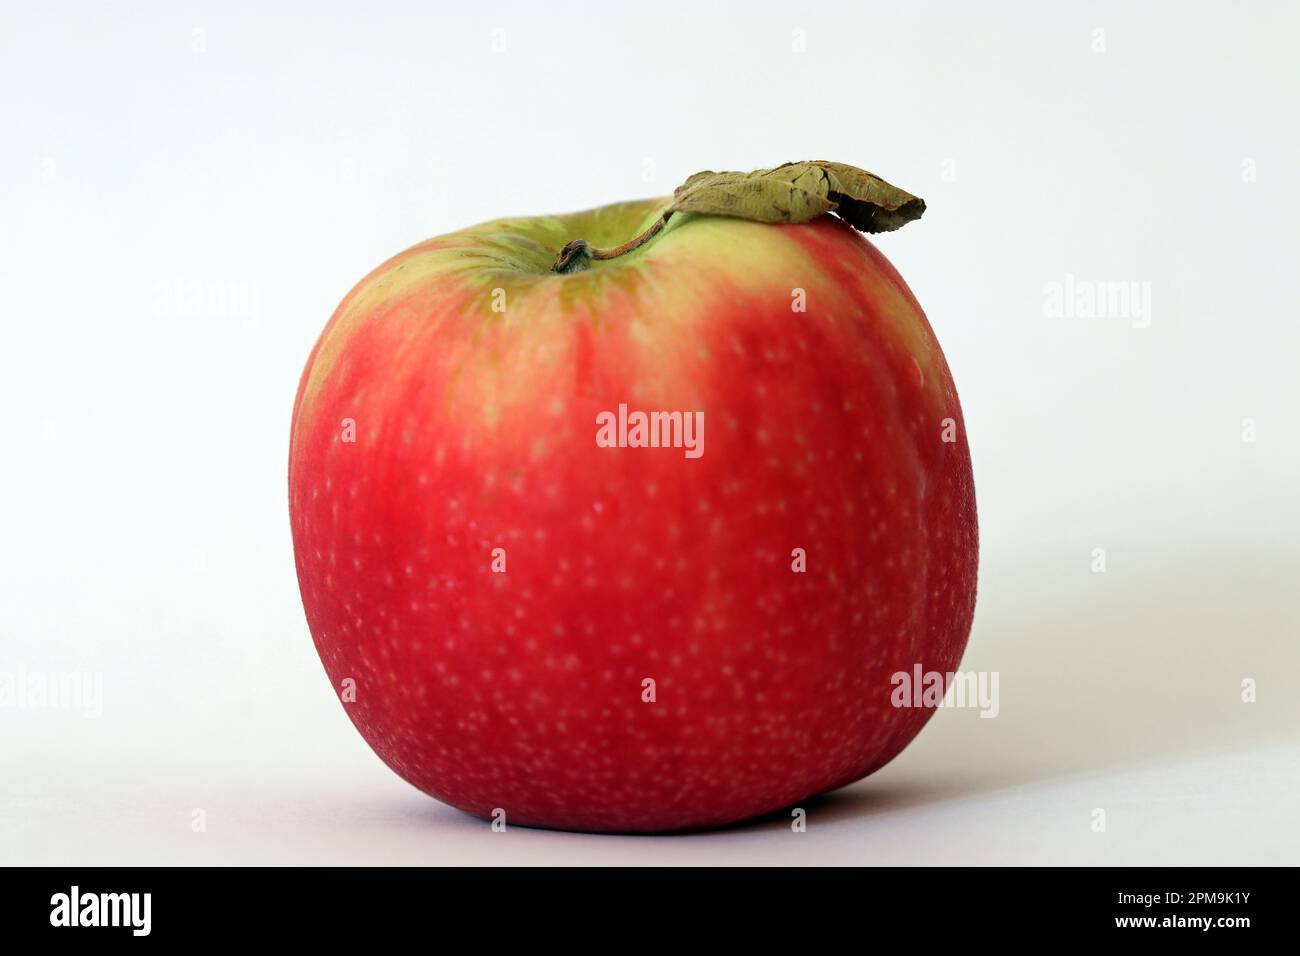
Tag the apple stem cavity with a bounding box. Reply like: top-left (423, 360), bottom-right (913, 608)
top-left (551, 214), bottom-right (669, 274)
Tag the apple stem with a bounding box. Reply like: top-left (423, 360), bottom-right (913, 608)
top-left (551, 214), bottom-right (669, 274)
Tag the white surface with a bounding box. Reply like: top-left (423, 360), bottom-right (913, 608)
top-left (2, 1), bottom-right (1298, 865)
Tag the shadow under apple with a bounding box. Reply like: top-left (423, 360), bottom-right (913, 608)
top-left (729, 543), bottom-right (1300, 834)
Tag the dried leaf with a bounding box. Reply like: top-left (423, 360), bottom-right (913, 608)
top-left (668, 160), bottom-right (924, 233)
top-left (551, 160), bottom-right (925, 272)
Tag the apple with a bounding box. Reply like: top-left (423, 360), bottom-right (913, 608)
top-left (289, 163), bottom-right (977, 832)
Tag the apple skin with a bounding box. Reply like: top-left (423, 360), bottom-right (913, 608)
top-left (289, 198), bottom-right (977, 833)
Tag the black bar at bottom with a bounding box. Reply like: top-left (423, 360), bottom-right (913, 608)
top-left (0, 866), bottom-right (1283, 942)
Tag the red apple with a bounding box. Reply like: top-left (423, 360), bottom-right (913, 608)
top-left (289, 166), bottom-right (977, 832)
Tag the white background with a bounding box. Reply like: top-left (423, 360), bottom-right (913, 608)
top-left (2, 1), bottom-right (1298, 865)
